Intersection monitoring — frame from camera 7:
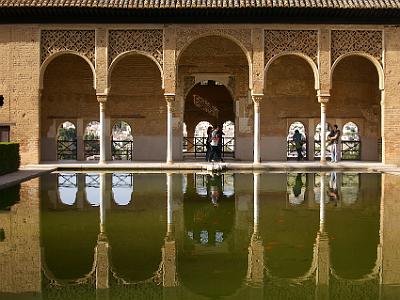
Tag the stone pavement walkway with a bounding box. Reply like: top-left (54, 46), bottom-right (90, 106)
top-left (0, 167), bottom-right (56, 189)
top-left (25, 160), bottom-right (396, 172)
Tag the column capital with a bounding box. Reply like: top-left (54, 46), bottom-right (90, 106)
top-left (96, 93), bottom-right (108, 103)
top-left (317, 91), bottom-right (330, 104)
top-left (164, 93), bottom-right (175, 104)
top-left (251, 93), bottom-right (264, 105)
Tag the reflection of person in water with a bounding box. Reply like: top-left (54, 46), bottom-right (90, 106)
top-left (327, 172), bottom-right (339, 206)
top-left (208, 173), bottom-right (222, 207)
top-left (290, 173), bottom-right (304, 205)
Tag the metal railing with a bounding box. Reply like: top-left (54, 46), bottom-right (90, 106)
top-left (84, 139), bottom-right (100, 160)
top-left (314, 140), bottom-right (332, 159)
top-left (341, 140), bottom-right (361, 160)
top-left (112, 140), bottom-right (133, 161)
top-left (57, 140), bottom-right (77, 160)
top-left (183, 136), bottom-right (235, 158)
top-left (314, 140), bottom-right (361, 160)
top-left (287, 140), bottom-right (307, 160)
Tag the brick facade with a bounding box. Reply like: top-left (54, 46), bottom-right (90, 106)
top-left (0, 25), bottom-right (396, 164)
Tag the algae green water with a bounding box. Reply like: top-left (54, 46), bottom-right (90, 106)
top-left (0, 172), bottom-right (399, 299)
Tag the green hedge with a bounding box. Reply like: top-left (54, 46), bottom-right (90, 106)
top-left (0, 142), bottom-right (20, 175)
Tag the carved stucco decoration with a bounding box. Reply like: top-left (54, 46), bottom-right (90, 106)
top-left (108, 30), bottom-right (163, 67)
top-left (331, 30), bottom-right (382, 65)
top-left (41, 30), bottom-right (95, 65)
top-left (264, 30), bottom-right (318, 65)
top-left (176, 28), bottom-right (252, 56)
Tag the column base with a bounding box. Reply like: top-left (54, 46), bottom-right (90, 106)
top-left (98, 160), bottom-right (108, 165)
top-left (320, 158), bottom-right (327, 165)
top-left (166, 160), bottom-right (173, 165)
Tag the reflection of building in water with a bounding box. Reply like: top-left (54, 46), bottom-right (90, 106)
top-left (111, 173), bottom-right (133, 206)
top-left (341, 173), bottom-right (360, 205)
top-left (0, 179), bottom-right (41, 294)
top-left (287, 173), bottom-right (306, 205)
top-left (56, 172), bottom-right (134, 207)
top-left (1, 172), bottom-right (395, 299)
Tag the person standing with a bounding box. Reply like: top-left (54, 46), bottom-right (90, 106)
top-left (293, 129), bottom-right (304, 161)
top-left (209, 125), bottom-right (221, 162)
top-left (216, 125), bottom-right (225, 162)
top-left (328, 124), bottom-right (341, 162)
top-left (205, 126), bottom-right (213, 161)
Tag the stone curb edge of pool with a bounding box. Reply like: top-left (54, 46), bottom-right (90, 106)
top-left (1, 162), bottom-right (399, 190)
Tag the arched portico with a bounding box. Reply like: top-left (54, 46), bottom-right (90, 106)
top-left (330, 54), bottom-right (382, 161)
top-left (261, 54), bottom-right (319, 161)
top-left (177, 35), bottom-right (250, 161)
top-left (107, 53), bottom-right (165, 161)
top-left (40, 53), bottom-right (97, 162)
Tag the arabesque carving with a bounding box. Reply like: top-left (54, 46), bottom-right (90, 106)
top-left (331, 30), bottom-right (382, 65)
top-left (176, 28), bottom-right (251, 54)
top-left (264, 30), bottom-right (318, 65)
top-left (109, 30), bottom-right (163, 67)
top-left (41, 30), bottom-right (95, 65)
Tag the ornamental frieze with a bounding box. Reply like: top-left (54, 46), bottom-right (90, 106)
top-left (264, 30), bottom-right (318, 65)
top-left (331, 30), bottom-right (382, 65)
top-left (108, 30), bottom-right (163, 67)
top-left (176, 28), bottom-right (252, 55)
top-left (41, 30), bottom-right (95, 65)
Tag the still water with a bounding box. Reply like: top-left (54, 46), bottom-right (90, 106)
top-left (0, 172), bottom-right (399, 300)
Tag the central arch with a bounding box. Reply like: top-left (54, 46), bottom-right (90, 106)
top-left (177, 35), bottom-right (250, 161)
top-left (183, 81), bottom-right (235, 159)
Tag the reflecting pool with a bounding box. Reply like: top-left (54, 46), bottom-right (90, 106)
top-left (0, 172), bottom-right (400, 299)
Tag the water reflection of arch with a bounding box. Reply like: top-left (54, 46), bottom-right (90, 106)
top-left (326, 173), bottom-right (380, 280)
top-left (42, 173), bottom-right (99, 282)
top-left (111, 173), bottom-right (134, 206)
top-left (85, 173), bottom-right (100, 206)
top-left (57, 173), bottom-right (78, 206)
top-left (106, 174), bottom-right (166, 284)
top-left (179, 173), bottom-right (247, 298)
top-left (259, 173), bottom-right (320, 280)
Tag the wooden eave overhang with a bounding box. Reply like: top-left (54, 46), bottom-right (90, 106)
top-left (1, 1), bottom-right (400, 23)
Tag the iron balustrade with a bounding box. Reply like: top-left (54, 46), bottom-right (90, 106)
top-left (314, 140), bottom-right (361, 160)
top-left (183, 136), bottom-right (235, 158)
top-left (287, 140), bottom-right (307, 160)
top-left (57, 140), bottom-right (77, 160)
top-left (314, 140), bottom-right (332, 159)
top-left (84, 139), bottom-right (100, 160)
top-left (341, 140), bottom-right (361, 160)
top-left (112, 140), bottom-right (133, 161)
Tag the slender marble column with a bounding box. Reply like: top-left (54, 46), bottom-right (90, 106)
top-left (252, 94), bottom-right (263, 164)
top-left (318, 93), bottom-right (330, 163)
top-left (97, 93), bottom-right (108, 164)
top-left (165, 94), bottom-right (175, 164)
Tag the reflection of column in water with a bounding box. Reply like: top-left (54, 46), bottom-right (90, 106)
top-left (100, 173), bottom-right (106, 234)
top-left (163, 173), bottom-right (177, 288)
top-left (320, 173), bottom-right (326, 229)
top-left (253, 173), bottom-right (260, 233)
top-left (96, 173), bottom-right (109, 291)
top-left (167, 173), bottom-right (174, 236)
top-left (76, 173), bottom-right (85, 209)
top-left (315, 172), bottom-right (330, 299)
top-left (246, 173), bottom-right (264, 292)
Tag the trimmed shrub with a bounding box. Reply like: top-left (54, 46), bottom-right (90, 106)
top-left (0, 142), bottom-right (20, 175)
top-left (0, 184), bottom-right (20, 210)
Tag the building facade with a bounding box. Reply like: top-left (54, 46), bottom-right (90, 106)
top-left (0, 1), bottom-right (399, 164)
